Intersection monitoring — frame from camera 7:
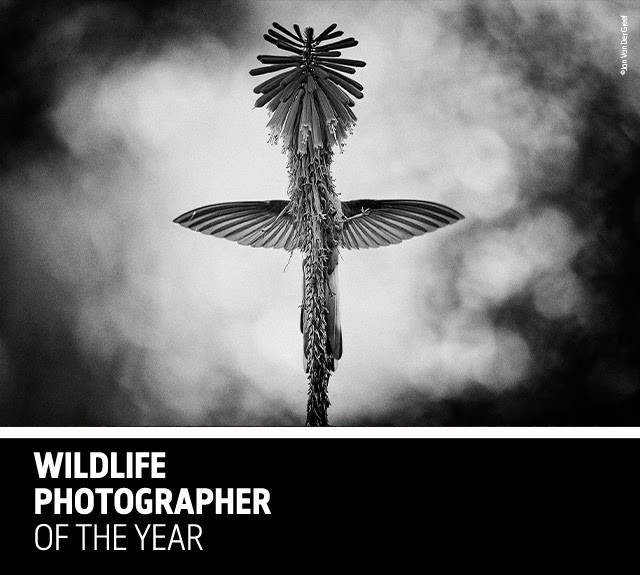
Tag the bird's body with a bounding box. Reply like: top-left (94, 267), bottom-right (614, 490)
top-left (174, 23), bottom-right (464, 425)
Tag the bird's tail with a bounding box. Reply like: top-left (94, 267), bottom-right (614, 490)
top-left (326, 248), bottom-right (342, 369)
top-left (301, 248), bottom-right (342, 372)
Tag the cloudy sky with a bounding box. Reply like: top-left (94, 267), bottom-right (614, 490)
top-left (0, 0), bottom-right (638, 425)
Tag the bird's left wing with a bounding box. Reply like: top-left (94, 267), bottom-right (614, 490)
top-left (340, 199), bottom-right (464, 249)
top-left (173, 200), bottom-right (297, 250)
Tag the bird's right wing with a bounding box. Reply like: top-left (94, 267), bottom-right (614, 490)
top-left (340, 199), bottom-right (464, 249)
top-left (173, 200), bottom-right (298, 250)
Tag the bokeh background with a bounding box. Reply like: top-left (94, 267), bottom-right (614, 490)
top-left (1, 0), bottom-right (638, 425)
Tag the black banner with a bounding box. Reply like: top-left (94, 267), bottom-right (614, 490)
top-left (2, 438), bottom-right (636, 557)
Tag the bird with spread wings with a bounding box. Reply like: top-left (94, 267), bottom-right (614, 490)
top-left (174, 23), bottom-right (464, 425)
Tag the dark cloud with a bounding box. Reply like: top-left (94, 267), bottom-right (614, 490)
top-left (0, 0), bottom-right (247, 168)
top-left (351, 0), bottom-right (640, 425)
top-left (0, 0), bottom-right (253, 425)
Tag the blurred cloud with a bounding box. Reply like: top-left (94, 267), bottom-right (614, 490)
top-left (459, 208), bottom-right (582, 307)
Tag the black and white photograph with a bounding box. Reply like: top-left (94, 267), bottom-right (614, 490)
top-left (0, 0), bottom-right (638, 427)
top-left (1, 0), bottom-right (639, 559)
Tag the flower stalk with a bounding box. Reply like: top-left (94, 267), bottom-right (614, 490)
top-left (251, 23), bottom-right (363, 425)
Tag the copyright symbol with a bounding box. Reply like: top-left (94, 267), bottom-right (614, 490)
top-left (621, 70), bottom-right (626, 75)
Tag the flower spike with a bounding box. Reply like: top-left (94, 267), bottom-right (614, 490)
top-left (251, 23), bottom-right (366, 153)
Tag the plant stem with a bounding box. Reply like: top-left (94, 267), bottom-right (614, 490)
top-left (289, 150), bottom-right (340, 426)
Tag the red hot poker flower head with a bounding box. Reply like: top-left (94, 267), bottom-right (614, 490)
top-left (250, 23), bottom-right (366, 154)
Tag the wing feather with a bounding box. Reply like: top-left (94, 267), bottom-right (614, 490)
top-left (340, 199), bottom-right (464, 249)
top-left (175, 198), bottom-right (463, 251)
top-left (365, 213), bottom-right (407, 243)
top-left (357, 217), bottom-right (393, 247)
top-left (173, 200), bottom-right (298, 250)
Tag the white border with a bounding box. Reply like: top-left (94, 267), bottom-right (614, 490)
top-left (1, 427), bottom-right (639, 438)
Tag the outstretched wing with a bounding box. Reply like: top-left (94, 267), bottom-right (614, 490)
top-left (340, 199), bottom-right (464, 249)
top-left (173, 200), bottom-right (298, 250)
